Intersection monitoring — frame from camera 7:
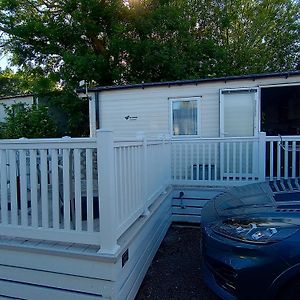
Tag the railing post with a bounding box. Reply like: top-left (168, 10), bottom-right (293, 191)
top-left (97, 129), bottom-right (120, 254)
top-left (258, 132), bottom-right (266, 182)
top-left (165, 136), bottom-right (172, 186)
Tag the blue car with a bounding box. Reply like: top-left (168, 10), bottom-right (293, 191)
top-left (201, 183), bottom-right (300, 300)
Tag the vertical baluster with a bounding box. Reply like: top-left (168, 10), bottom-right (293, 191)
top-left (179, 144), bottom-right (183, 180)
top-left (40, 149), bottom-right (48, 228)
top-left (270, 142), bottom-right (274, 181)
top-left (175, 143), bottom-right (178, 181)
top-left (124, 146), bottom-right (129, 219)
top-left (148, 144), bottom-right (152, 192)
top-left (184, 144), bottom-right (188, 180)
top-left (51, 149), bottom-right (59, 229)
top-left (124, 146), bottom-right (129, 216)
top-left (226, 142), bottom-right (230, 180)
top-left (220, 142), bottom-right (224, 181)
top-left (86, 148), bottom-right (94, 232)
top-left (30, 150), bottom-right (38, 227)
top-left (19, 150), bottom-right (28, 226)
top-left (0, 150), bottom-right (8, 224)
top-left (134, 145), bottom-right (139, 205)
top-left (137, 145), bottom-right (142, 206)
top-left (196, 142), bottom-right (200, 180)
top-left (190, 143), bottom-right (194, 180)
top-left (277, 141), bottom-right (281, 179)
top-left (133, 145), bottom-right (138, 208)
top-left (239, 142), bottom-right (243, 181)
top-left (113, 147), bottom-right (119, 223)
top-left (292, 141), bottom-right (296, 178)
top-left (233, 142), bottom-right (237, 179)
top-left (74, 149), bottom-right (82, 231)
top-left (214, 143), bottom-right (218, 180)
top-left (202, 143), bottom-right (205, 180)
top-left (174, 143), bottom-right (177, 180)
top-left (63, 149), bottom-right (71, 230)
top-left (129, 145), bottom-right (133, 213)
top-left (9, 150), bottom-right (18, 225)
top-left (116, 147), bottom-right (122, 222)
top-left (208, 143), bottom-right (211, 181)
top-left (246, 142), bottom-right (249, 180)
top-left (284, 141), bottom-right (289, 179)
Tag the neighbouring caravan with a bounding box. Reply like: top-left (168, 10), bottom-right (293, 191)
top-left (0, 94), bottom-right (36, 122)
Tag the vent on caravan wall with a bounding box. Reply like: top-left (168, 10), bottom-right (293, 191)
top-left (221, 89), bottom-right (258, 94)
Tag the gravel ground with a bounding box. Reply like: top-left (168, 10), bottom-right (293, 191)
top-left (135, 224), bottom-right (221, 300)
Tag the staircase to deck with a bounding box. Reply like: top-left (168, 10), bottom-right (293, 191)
top-left (171, 187), bottom-right (225, 223)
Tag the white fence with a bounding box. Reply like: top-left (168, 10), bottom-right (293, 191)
top-left (1, 131), bottom-right (300, 253)
top-left (0, 130), bottom-right (171, 253)
top-left (266, 136), bottom-right (300, 180)
top-left (171, 133), bottom-right (266, 185)
top-left (99, 131), bottom-right (171, 252)
top-left (171, 133), bottom-right (300, 185)
top-left (0, 137), bottom-right (99, 244)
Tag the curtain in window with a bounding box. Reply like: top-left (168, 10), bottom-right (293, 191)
top-left (172, 100), bottom-right (197, 135)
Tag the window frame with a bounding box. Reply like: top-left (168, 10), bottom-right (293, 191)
top-left (169, 96), bottom-right (201, 138)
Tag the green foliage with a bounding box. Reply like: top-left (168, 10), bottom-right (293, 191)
top-left (0, 67), bottom-right (57, 96)
top-left (0, 68), bottom-right (28, 96)
top-left (1, 103), bottom-right (58, 138)
top-left (194, 0), bottom-right (300, 75)
top-left (42, 90), bottom-right (90, 137)
top-left (0, 0), bottom-right (299, 88)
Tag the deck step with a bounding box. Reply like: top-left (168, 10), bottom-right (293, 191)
top-left (269, 178), bottom-right (300, 194)
top-left (171, 188), bottom-right (224, 223)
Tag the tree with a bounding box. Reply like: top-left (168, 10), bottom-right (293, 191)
top-left (0, 0), bottom-right (126, 87)
top-left (0, 0), bottom-right (224, 87)
top-left (191, 0), bottom-right (300, 76)
top-left (0, 68), bottom-right (27, 96)
top-left (40, 89), bottom-right (90, 137)
top-left (113, 0), bottom-right (224, 82)
top-left (0, 103), bottom-right (58, 138)
top-left (0, 0), bottom-right (299, 87)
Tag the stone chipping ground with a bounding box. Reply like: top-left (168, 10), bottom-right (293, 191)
top-left (135, 224), bottom-right (221, 300)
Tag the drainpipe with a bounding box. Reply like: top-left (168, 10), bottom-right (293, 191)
top-left (89, 92), bottom-right (97, 137)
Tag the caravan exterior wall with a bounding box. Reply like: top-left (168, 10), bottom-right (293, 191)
top-left (96, 75), bottom-right (300, 139)
top-left (0, 95), bottom-right (35, 123)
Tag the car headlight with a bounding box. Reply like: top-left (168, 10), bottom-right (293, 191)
top-left (212, 218), bottom-right (299, 244)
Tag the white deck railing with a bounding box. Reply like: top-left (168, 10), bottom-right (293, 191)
top-left (0, 130), bottom-right (171, 253)
top-left (266, 136), bottom-right (300, 180)
top-left (0, 137), bottom-right (99, 245)
top-left (1, 131), bottom-right (300, 253)
top-left (99, 132), bottom-right (171, 252)
top-left (171, 133), bottom-right (266, 185)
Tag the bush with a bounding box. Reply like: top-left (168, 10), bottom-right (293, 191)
top-left (1, 103), bottom-right (59, 139)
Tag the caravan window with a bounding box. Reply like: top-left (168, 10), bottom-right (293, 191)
top-left (171, 99), bottom-right (198, 136)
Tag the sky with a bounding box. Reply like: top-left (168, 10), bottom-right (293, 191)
top-left (0, 54), bottom-right (10, 70)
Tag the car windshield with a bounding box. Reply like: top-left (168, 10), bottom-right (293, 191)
top-left (214, 185), bottom-right (276, 216)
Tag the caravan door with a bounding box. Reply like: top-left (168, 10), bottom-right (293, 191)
top-left (220, 88), bottom-right (259, 137)
top-left (219, 88), bottom-right (259, 180)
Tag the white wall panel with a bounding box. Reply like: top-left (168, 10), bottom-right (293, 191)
top-left (98, 76), bottom-right (300, 138)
